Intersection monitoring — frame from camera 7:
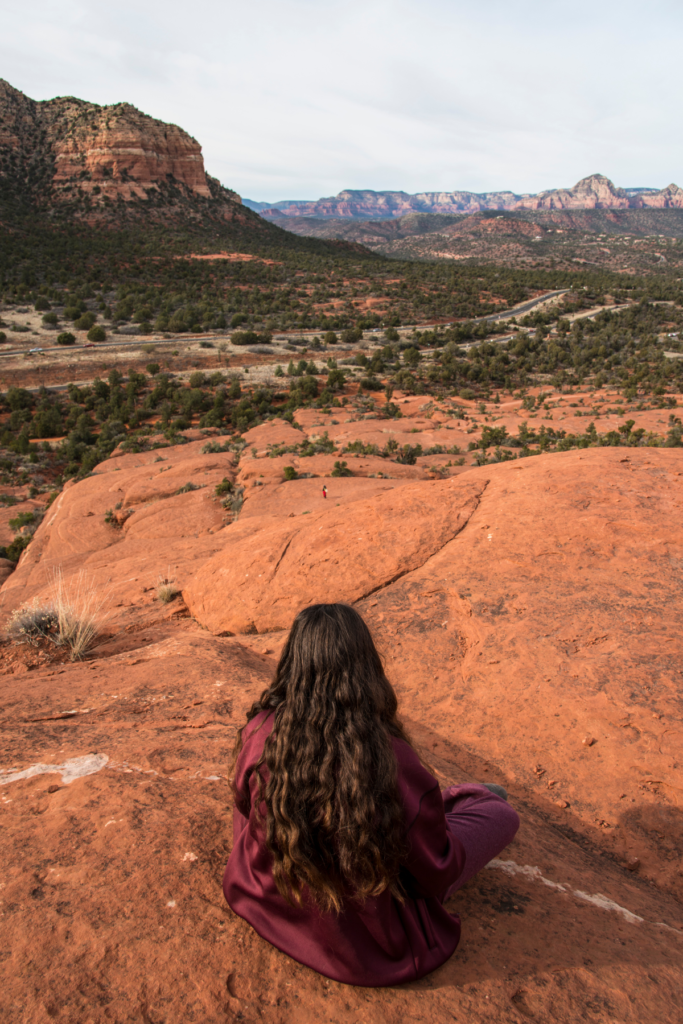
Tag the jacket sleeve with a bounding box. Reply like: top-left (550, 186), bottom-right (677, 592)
top-left (231, 712), bottom-right (273, 841)
top-left (396, 743), bottom-right (467, 898)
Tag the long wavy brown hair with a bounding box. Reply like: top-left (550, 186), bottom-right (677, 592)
top-left (233, 603), bottom-right (415, 912)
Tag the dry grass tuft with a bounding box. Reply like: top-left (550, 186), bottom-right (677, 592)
top-left (156, 571), bottom-right (180, 604)
top-left (6, 569), bottom-right (111, 661)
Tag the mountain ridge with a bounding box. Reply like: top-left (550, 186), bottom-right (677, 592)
top-left (245, 174), bottom-right (683, 220)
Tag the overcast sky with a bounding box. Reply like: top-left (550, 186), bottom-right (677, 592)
top-left (2, 0), bottom-right (682, 202)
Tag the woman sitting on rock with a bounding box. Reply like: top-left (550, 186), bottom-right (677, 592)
top-left (223, 603), bottom-right (519, 986)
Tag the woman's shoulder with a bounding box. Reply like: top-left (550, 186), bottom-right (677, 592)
top-left (240, 709), bottom-right (275, 755)
top-left (242, 708), bottom-right (274, 741)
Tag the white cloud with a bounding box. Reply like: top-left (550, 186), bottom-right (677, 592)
top-left (1, 0), bottom-right (682, 200)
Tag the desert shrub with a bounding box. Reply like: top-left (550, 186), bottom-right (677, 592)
top-left (202, 440), bottom-right (233, 454)
top-left (225, 485), bottom-right (245, 516)
top-left (156, 573), bottom-right (179, 604)
top-left (403, 347), bottom-right (422, 367)
top-left (42, 312), bottom-right (58, 326)
top-left (146, 362), bottom-right (160, 376)
top-left (175, 482), bottom-right (201, 494)
top-left (74, 312), bottom-right (96, 331)
top-left (215, 477), bottom-right (233, 496)
top-left (0, 332), bottom-right (6, 344)
top-left (283, 466), bottom-right (298, 480)
top-left (323, 331), bottom-right (338, 345)
top-left (231, 331), bottom-right (258, 346)
top-left (341, 327), bottom-right (363, 344)
top-left (6, 601), bottom-right (59, 646)
top-left (0, 534), bottom-right (31, 562)
top-left (231, 313), bottom-right (248, 328)
top-left (34, 297), bottom-right (51, 311)
top-left (326, 368), bottom-right (346, 391)
top-left (199, 341), bottom-right (214, 348)
top-left (331, 460), bottom-right (352, 477)
top-left (104, 509), bottom-right (117, 526)
top-left (8, 510), bottom-right (39, 533)
top-left (384, 327), bottom-right (399, 341)
top-left (57, 331), bottom-right (76, 346)
top-left (189, 371), bottom-right (205, 388)
top-left (87, 325), bottom-right (106, 342)
top-left (7, 569), bottom-right (109, 660)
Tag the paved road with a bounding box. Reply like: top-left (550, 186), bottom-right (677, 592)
top-left (470, 289), bottom-right (570, 325)
top-left (0, 290), bottom-right (572, 361)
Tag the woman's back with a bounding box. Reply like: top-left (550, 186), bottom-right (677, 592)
top-left (223, 603), bottom-right (519, 986)
top-left (224, 709), bottom-right (465, 986)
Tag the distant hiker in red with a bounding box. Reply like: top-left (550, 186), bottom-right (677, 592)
top-left (223, 603), bottom-right (519, 986)
top-left (322, 484), bottom-right (327, 498)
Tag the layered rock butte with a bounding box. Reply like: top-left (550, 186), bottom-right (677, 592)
top-left (0, 79), bottom-right (242, 215)
top-left (252, 174), bottom-right (683, 220)
top-left (1, 401), bottom-right (682, 1022)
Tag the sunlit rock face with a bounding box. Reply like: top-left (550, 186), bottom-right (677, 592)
top-left (0, 78), bottom-right (242, 213)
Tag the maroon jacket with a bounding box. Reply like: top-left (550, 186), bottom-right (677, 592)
top-left (223, 710), bottom-right (466, 986)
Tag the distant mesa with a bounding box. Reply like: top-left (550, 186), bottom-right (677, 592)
top-left (245, 174), bottom-right (683, 221)
top-left (0, 79), bottom-right (244, 222)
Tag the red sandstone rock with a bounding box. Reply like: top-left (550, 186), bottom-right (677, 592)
top-left (183, 478), bottom-right (485, 634)
top-left (1, 445), bottom-right (683, 1022)
top-left (1, 445), bottom-right (236, 625)
top-left (257, 174), bottom-right (683, 219)
top-left (0, 79), bottom-right (244, 216)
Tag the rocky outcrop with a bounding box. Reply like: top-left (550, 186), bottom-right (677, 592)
top-left (517, 173), bottom-right (631, 210)
top-left (638, 182), bottom-right (683, 208)
top-left (1, 444), bottom-right (682, 1023)
top-left (0, 78), bottom-right (242, 215)
top-left (253, 174), bottom-right (683, 221)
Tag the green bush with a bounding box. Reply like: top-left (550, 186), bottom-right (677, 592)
top-left (0, 332), bottom-right (6, 344)
top-left (384, 327), bottom-right (399, 341)
top-left (326, 368), bottom-right (346, 391)
top-left (331, 460), bottom-right (352, 477)
top-left (42, 312), bottom-right (58, 326)
top-left (231, 313), bottom-right (248, 328)
top-left (34, 297), bottom-right (51, 311)
top-left (231, 331), bottom-right (259, 346)
top-left (215, 477), bottom-right (233, 496)
top-left (8, 510), bottom-right (37, 531)
top-left (146, 362), bottom-right (160, 376)
top-left (57, 332), bottom-right (76, 346)
top-left (323, 331), bottom-right (338, 345)
top-left (283, 466), bottom-right (298, 480)
top-left (73, 312), bottom-right (95, 331)
top-left (0, 535), bottom-right (31, 562)
top-left (87, 325), bottom-right (106, 342)
top-left (189, 371), bottom-right (205, 388)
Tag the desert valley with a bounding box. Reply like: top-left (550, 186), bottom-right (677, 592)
top-left (1, 77), bottom-right (683, 1023)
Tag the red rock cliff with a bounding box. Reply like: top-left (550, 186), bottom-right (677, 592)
top-left (0, 78), bottom-right (241, 210)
